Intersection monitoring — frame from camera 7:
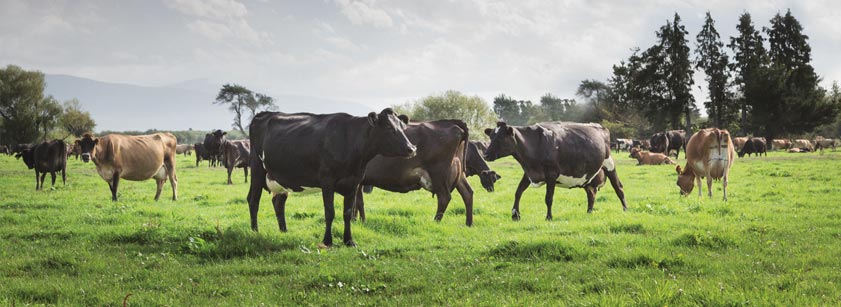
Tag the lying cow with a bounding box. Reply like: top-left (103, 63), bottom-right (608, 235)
top-left (247, 108), bottom-right (416, 247)
top-left (738, 137), bottom-right (767, 158)
top-left (676, 128), bottom-right (735, 200)
top-left (354, 120), bottom-right (473, 225)
top-left (793, 139), bottom-right (814, 152)
top-left (484, 121), bottom-right (627, 220)
top-left (76, 133), bottom-right (178, 201)
top-left (176, 144), bottom-right (193, 156)
top-left (629, 147), bottom-right (675, 165)
top-left (222, 140), bottom-right (250, 185)
top-left (16, 140), bottom-right (67, 190)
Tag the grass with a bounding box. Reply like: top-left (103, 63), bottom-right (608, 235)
top-left (1, 150), bottom-right (841, 306)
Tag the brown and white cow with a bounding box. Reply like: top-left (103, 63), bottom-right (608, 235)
top-left (771, 139), bottom-right (791, 150)
top-left (222, 140), bottom-right (250, 185)
top-left (675, 128), bottom-right (735, 200)
top-left (176, 144), bottom-right (193, 156)
top-left (732, 137), bottom-right (748, 151)
top-left (76, 133), bottom-right (178, 201)
top-left (629, 147), bottom-right (676, 165)
top-left (793, 139), bottom-right (814, 152)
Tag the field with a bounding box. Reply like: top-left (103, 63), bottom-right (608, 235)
top-left (1, 150), bottom-right (841, 306)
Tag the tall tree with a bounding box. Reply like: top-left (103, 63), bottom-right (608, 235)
top-left (695, 11), bottom-right (735, 129)
top-left (663, 13), bottom-right (696, 132)
top-left (0, 65), bottom-right (48, 144)
top-left (36, 96), bottom-right (63, 140)
top-left (728, 12), bottom-right (767, 133)
top-left (214, 84), bottom-right (276, 136)
top-left (492, 94), bottom-right (535, 126)
top-left (576, 79), bottom-right (611, 121)
top-left (394, 90), bottom-right (497, 140)
top-left (59, 99), bottom-right (97, 138)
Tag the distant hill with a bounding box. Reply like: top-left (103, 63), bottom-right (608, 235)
top-left (44, 74), bottom-right (374, 132)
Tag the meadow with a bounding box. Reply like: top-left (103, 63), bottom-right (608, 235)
top-left (1, 149), bottom-right (840, 306)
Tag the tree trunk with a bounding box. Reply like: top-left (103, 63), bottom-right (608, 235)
top-left (684, 106), bottom-right (692, 133)
top-left (740, 102), bottom-right (747, 135)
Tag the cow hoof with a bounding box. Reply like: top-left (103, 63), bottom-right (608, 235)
top-left (512, 214), bottom-right (520, 221)
top-left (545, 215), bottom-right (553, 221)
top-left (344, 240), bottom-right (357, 247)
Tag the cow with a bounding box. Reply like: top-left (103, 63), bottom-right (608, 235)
top-left (675, 128), bottom-right (735, 200)
top-left (15, 140), bottom-right (67, 190)
top-left (0, 144), bottom-right (10, 155)
top-left (483, 121), bottom-right (627, 220)
top-left (203, 130), bottom-right (226, 167)
top-left (650, 130), bottom-right (687, 159)
top-left (68, 142), bottom-right (81, 160)
top-left (352, 120), bottom-right (473, 224)
top-left (247, 108), bottom-right (417, 247)
top-left (466, 140), bottom-right (501, 192)
top-left (176, 144), bottom-right (193, 156)
top-left (629, 147), bottom-right (676, 165)
top-left (613, 138), bottom-right (633, 152)
top-left (471, 140), bottom-right (489, 153)
top-left (738, 137), bottom-right (767, 158)
top-left (732, 137), bottom-right (748, 151)
top-left (76, 133), bottom-right (178, 201)
top-left (222, 140), bottom-right (250, 185)
top-left (771, 139), bottom-right (792, 150)
top-left (11, 143), bottom-right (32, 156)
top-left (194, 143), bottom-right (209, 167)
top-left (813, 137), bottom-right (837, 152)
top-left (793, 139), bottom-right (814, 152)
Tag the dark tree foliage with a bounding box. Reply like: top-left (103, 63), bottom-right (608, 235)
top-left (539, 93), bottom-right (581, 122)
top-left (492, 94), bottom-right (535, 126)
top-left (59, 99), bottom-right (96, 138)
top-left (0, 65), bottom-right (50, 144)
top-left (695, 11), bottom-right (737, 129)
top-left (214, 84), bottom-right (276, 136)
top-left (663, 13), bottom-right (696, 132)
top-left (36, 96), bottom-right (62, 140)
top-left (728, 12), bottom-right (768, 133)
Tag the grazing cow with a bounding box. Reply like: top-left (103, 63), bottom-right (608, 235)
top-left (650, 130), bottom-right (687, 159)
top-left (203, 130), bottom-right (226, 167)
top-left (738, 137), bottom-right (767, 158)
top-left (466, 140), bottom-right (501, 192)
top-left (247, 108), bottom-right (417, 247)
top-left (471, 140), bottom-right (489, 153)
top-left (353, 120), bottom-right (474, 225)
top-left (813, 137), bottom-right (837, 152)
top-left (484, 122), bottom-right (627, 220)
top-left (76, 133), bottom-right (178, 201)
top-left (732, 137), bottom-right (748, 151)
top-left (0, 144), bottom-right (10, 155)
top-left (629, 147), bottom-right (676, 165)
top-left (222, 140), bottom-right (250, 185)
top-left (15, 140), bottom-right (67, 190)
top-left (675, 128), bottom-right (735, 200)
top-left (176, 144), bottom-right (193, 156)
top-left (771, 139), bottom-right (791, 150)
top-left (793, 139), bottom-right (814, 152)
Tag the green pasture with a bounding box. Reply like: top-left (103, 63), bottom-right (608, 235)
top-left (1, 150), bottom-right (840, 306)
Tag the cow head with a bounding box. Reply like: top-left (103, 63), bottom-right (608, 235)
top-left (76, 134), bottom-right (99, 163)
top-left (629, 147), bottom-right (642, 159)
top-left (465, 141), bottom-right (501, 192)
top-left (675, 165), bottom-right (695, 196)
top-left (368, 108), bottom-right (416, 158)
top-left (16, 147), bottom-right (36, 169)
top-left (204, 130), bottom-right (227, 153)
top-left (483, 122), bottom-right (516, 161)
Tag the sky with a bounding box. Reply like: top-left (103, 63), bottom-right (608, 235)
top-left (2, 0), bottom-right (840, 111)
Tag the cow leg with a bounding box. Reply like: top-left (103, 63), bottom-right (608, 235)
top-left (39, 172), bottom-right (47, 190)
top-left (35, 171), bottom-right (41, 190)
top-left (433, 191), bottom-right (453, 223)
top-left (454, 175), bottom-right (474, 227)
top-left (511, 174), bottom-right (531, 221)
top-left (544, 178), bottom-right (557, 220)
top-left (723, 175), bottom-right (729, 201)
top-left (110, 175), bottom-right (120, 201)
top-left (50, 171), bottom-right (56, 188)
top-left (585, 186), bottom-right (597, 213)
top-left (167, 166), bottom-right (178, 201)
top-left (604, 169), bottom-right (628, 211)
top-left (321, 190), bottom-right (336, 247)
top-left (342, 191), bottom-right (356, 247)
top-left (706, 177), bottom-right (713, 198)
top-left (271, 192), bottom-right (289, 232)
top-left (61, 167), bottom-right (66, 186)
top-left (154, 178), bottom-right (164, 201)
top-left (243, 167), bottom-right (248, 183)
top-left (226, 165), bottom-right (233, 185)
top-left (247, 158), bottom-right (266, 232)
top-left (352, 185), bottom-right (365, 222)
top-left (695, 176), bottom-right (703, 197)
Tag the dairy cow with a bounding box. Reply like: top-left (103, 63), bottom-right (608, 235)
top-left (676, 128), bottom-right (735, 200)
top-left (16, 140), bottom-right (67, 190)
top-left (222, 140), bottom-right (250, 185)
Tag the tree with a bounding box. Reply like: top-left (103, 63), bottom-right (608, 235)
top-left (729, 12), bottom-right (767, 133)
top-left (539, 93), bottom-right (581, 122)
top-left (663, 13), bottom-right (696, 132)
top-left (0, 65), bottom-right (48, 144)
top-left (36, 96), bottom-right (62, 140)
top-left (59, 99), bottom-right (96, 138)
top-left (492, 94), bottom-right (536, 126)
top-left (214, 84), bottom-right (276, 136)
top-left (695, 11), bottom-right (736, 129)
top-left (395, 90), bottom-right (497, 140)
top-left (576, 79), bottom-right (613, 122)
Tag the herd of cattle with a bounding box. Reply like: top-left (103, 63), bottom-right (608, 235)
top-left (4, 108), bottom-right (836, 247)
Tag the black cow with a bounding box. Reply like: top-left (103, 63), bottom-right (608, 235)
top-left (194, 143), bottom-right (209, 167)
top-left (16, 140), bottom-right (67, 190)
top-left (203, 130), bottom-right (226, 167)
top-left (738, 137), bottom-right (767, 158)
top-left (0, 145), bottom-right (10, 155)
top-left (650, 130), bottom-right (687, 159)
top-left (222, 140), bottom-right (250, 184)
top-left (484, 122), bottom-right (627, 220)
top-left (12, 143), bottom-right (32, 156)
top-left (247, 108), bottom-right (416, 247)
top-left (466, 140), bottom-right (501, 192)
top-left (353, 120), bottom-right (473, 225)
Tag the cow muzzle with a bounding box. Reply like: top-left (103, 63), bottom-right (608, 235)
top-left (81, 153), bottom-right (91, 163)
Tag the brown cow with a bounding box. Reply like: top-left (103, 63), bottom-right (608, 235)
top-left (629, 147), bottom-right (676, 165)
top-left (222, 140), bottom-right (250, 184)
top-left (676, 128), bottom-right (735, 200)
top-left (813, 137), bottom-right (837, 152)
top-left (76, 133), bottom-right (178, 201)
top-left (771, 139), bottom-right (791, 150)
top-left (176, 144), bottom-right (193, 156)
top-left (793, 139), bottom-right (814, 152)
top-left (732, 137), bottom-right (748, 151)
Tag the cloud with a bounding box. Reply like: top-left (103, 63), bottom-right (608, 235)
top-left (162, 0), bottom-right (247, 19)
top-left (163, 0), bottom-right (270, 46)
top-left (334, 0), bottom-right (394, 28)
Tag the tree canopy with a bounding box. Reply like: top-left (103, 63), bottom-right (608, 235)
top-left (395, 90), bottom-right (497, 140)
top-left (214, 84), bottom-right (276, 136)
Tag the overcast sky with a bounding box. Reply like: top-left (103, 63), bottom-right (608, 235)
top-left (2, 0), bottom-right (840, 111)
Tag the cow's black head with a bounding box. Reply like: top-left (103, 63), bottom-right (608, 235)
top-left (483, 122), bottom-right (516, 161)
top-left (204, 130), bottom-right (227, 153)
top-left (16, 147), bottom-right (36, 169)
top-left (368, 108), bottom-right (416, 158)
top-left (465, 141), bottom-right (501, 192)
top-left (76, 133), bottom-right (99, 163)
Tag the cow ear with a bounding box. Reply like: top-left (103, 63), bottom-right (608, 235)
top-left (507, 126), bottom-right (514, 134)
top-left (495, 173), bottom-right (502, 180)
top-left (368, 112), bottom-right (378, 127)
top-left (484, 128), bottom-right (493, 137)
top-left (398, 114), bottom-right (409, 125)
top-left (675, 165), bottom-right (681, 175)
top-left (94, 138), bottom-right (99, 145)
top-left (222, 132), bottom-right (227, 136)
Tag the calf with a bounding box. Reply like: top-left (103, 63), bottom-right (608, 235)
top-left (247, 108), bottom-right (416, 247)
top-left (629, 147), bottom-right (676, 165)
top-left (222, 140), bottom-right (250, 184)
top-left (738, 137), bottom-right (767, 158)
top-left (16, 140), bottom-right (67, 190)
top-left (676, 128), bottom-right (735, 200)
top-left (484, 121), bottom-right (627, 220)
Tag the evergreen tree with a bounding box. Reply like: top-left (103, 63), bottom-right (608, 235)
top-left (695, 11), bottom-right (735, 129)
top-left (663, 13), bottom-right (696, 132)
top-left (728, 12), bottom-right (767, 133)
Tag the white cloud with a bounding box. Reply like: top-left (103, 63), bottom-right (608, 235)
top-left (162, 0), bottom-right (248, 19)
top-left (335, 0), bottom-right (394, 28)
top-left (164, 0), bottom-right (270, 46)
